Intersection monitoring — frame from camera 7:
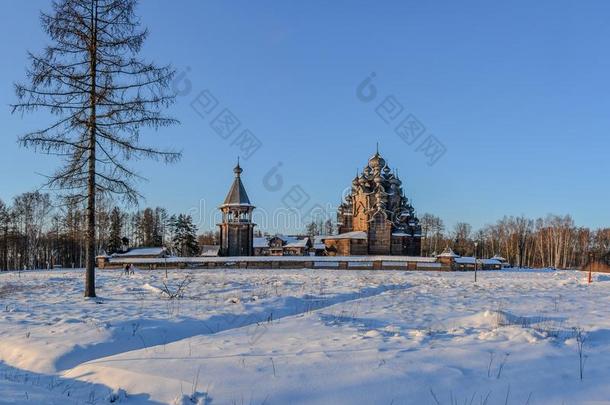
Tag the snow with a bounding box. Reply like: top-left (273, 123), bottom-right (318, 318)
top-left (1, 268), bottom-right (610, 404)
top-left (112, 247), bottom-right (167, 257)
top-left (455, 257), bottom-right (476, 264)
top-left (253, 237), bottom-right (269, 248)
top-left (312, 236), bottom-right (327, 250)
top-left (200, 245), bottom-right (220, 257)
top-left (323, 231), bottom-right (367, 240)
top-left (107, 254), bottom-right (438, 264)
top-left (480, 258), bottom-right (502, 265)
top-left (253, 236), bottom-right (309, 249)
top-left (284, 238), bottom-right (309, 248)
top-left (455, 257), bottom-right (502, 265)
top-left (491, 255), bottom-right (507, 262)
top-left (437, 247), bottom-right (460, 258)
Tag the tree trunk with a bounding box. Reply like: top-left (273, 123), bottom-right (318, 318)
top-left (85, 1), bottom-right (98, 298)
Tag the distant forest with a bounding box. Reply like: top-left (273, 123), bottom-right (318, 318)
top-left (0, 191), bottom-right (201, 270)
top-left (0, 190), bottom-right (608, 270)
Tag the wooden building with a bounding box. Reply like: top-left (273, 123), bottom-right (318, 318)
top-left (96, 247), bottom-right (168, 268)
top-left (218, 162), bottom-right (256, 256)
top-left (253, 235), bottom-right (312, 256)
top-left (200, 245), bottom-right (220, 257)
top-left (321, 231), bottom-right (368, 256)
top-left (491, 254), bottom-right (510, 268)
top-left (437, 248), bottom-right (501, 271)
top-left (335, 149), bottom-right (422, 256)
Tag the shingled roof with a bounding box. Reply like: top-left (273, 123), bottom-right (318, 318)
top-left (221, 162), bottom-right (253, 207)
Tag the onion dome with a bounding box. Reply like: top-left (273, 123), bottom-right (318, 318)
top-left (368, 152), bottom-right (386, 170)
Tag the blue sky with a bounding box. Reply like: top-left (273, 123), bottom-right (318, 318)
top-left (1, 1), bottom-right (609, 233)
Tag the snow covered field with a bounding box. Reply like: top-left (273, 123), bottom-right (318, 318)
top-left (0, 268), bottom-right (609, 404)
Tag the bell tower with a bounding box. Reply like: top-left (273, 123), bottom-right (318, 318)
top-left (218, 161), bottom-right (256, 256)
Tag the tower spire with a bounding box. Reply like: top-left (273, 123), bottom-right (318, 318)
top-left (234, 157), bottom-right (242, 177)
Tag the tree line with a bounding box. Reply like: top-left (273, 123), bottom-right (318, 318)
top-left (420, 213), bottom-right (610, 268)
top-left (2, 191), bottom-right (608, 271)
top-left (0, 191), bottom-right (199, 271)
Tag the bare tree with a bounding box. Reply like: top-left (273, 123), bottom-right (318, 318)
top-left (509, 216), bottom-right (533, 268)
top-left (0, 200), bottom-right (10, 271)
top-left (11, 0), bottom-right (180, 296)
top-left (452, 222), bottom-right (472, 256)
top-left (419, 213), bottom-right (434, 256)
top-left (420, 213), bottom-right (445, 256)
top-left (12, 192), bottom-right (52, 269)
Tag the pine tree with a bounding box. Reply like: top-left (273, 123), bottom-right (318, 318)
top-left (12, 0), bottom-right (180, 297)
top-left (305, 221), bottom-right (319, 237)
top-left (170, 214), bottom-right (199, 257)
top-left (141, 208), bottom-right (155, 246)
top-left (107, 207), bottom-right (123, 254)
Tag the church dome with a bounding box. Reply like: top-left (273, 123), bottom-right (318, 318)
top-left (368, 152), bottom-right (386, 170)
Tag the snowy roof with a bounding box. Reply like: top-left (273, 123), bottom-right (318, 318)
top-left (455, 257), bottom-right (502, 265)
top-left (437, 247), bottom-right (460, 258)
top-left (254, 235), bottom-right (309, 249)
top-left (391, 232), bottom-right (410, 237)
top-left (491, 254), bottom-right (507, 262)
top-left (112, 247), bottom-right (167, 258)
top-left (273, 234), bottom-right (296, 243)
top-left (325, 231), bottom-right (368, 240)
top-left (313, 236), bottom-right (327, 250)
top-left (269, 235), bottom-right (310, 248)
top-left (480, 259), bottom-right (501, 265)
top-left (313, 235), bottom-right (327, 244)
top-left (200, 245), bottom-right (220, 257)
top-left (285, 237), bottom-right (310, 248)
top-left (253, 237), bottom-right (269, 248)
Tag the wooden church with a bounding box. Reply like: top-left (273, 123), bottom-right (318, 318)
top-left (218, 149), bottom-right (422, 257)
top-left (331, 148), bottom-right (422, 256)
